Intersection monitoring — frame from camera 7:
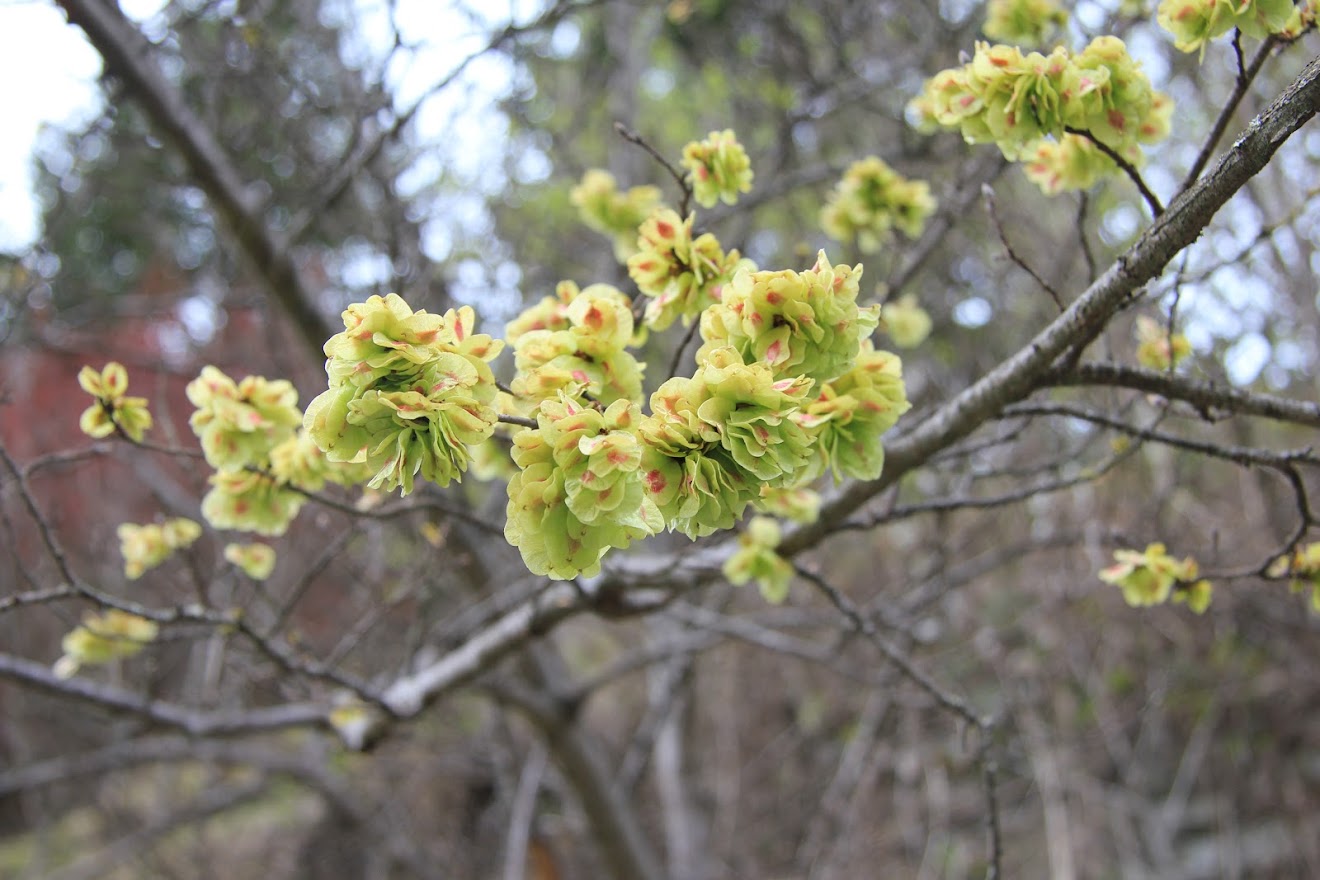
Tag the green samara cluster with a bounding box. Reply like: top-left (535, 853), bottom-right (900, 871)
top-left (509, 281), bottom-right (644, 405)
top-left (570, 169), bottom-right (663, 261)
top-left (297, 131), bottom-right (912, 582)
top-left (910, 36), bottom-right (1172, 193)
top-left (1156, 0), bottom-right (1295, 56)
top-left (627, 209), bottom-right (751, 331)
top-left (304, 294), bottom-right (504, 496)
top-left (506, 395), bottom-right (662, 579)
top-left (820, 157), bottom-right (936, 253)
top-left (502, 246), bottom-right (910, 576)
top-left (186, 365), bottom-right (310, 536)
top-left (681, 129), bottom-right (754, 208)
top-left (983, 0), bottom-right (1069, 47)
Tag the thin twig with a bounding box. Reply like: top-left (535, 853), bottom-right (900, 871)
top-left (983, 184), bottom-right (1064, 311)
top-left (499, 412), bottom-right (539, 429)
top-left (614, 122), bottom-right (693, 217)
top-left (1180, 36), bottom-right (1278, 191)
top-left (1064, 127), bottom-right (1165, 217)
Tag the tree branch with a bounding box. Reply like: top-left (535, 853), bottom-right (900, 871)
top-left (1044, 362), bottom-right (1320, 428)
top-left (55, 0), bottom-right (334, 359)
top-left (782, 54), bottom-right (1320, 556)
top-left (0, 650), bottom-right (326, 737)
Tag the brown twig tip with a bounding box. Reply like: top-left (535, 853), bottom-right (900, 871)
top-left (982, 183), bottom-right (1064, 311)
top-left (613, 120), bottom-right (693, 216)
top-left (499, 413), bottom-right (539, 429)
top-left (1065, 127), bottom-right (1165, 218)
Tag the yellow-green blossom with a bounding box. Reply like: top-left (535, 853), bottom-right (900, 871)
top-left (202, 469), bottom-right (306, 536)
top-left (505, 395), bottom-right (661, 579)
top-left (882, 295), bottom-right (933, 349)
top-left (304, 296), bottom-right (503, 496)
top-left (1099, 542), bottom-right (1200, 608)
top-left (118, 518), bottom-right (202, 579)
top-left (53, 609), bottom-right (158, 679)
top-left (627, 208), bottom-right (750, 331)
top-left (1135, 315), bottom-right (1192, 371)
top-left (77, 361), bottom-right (152, 442)
top-left (510, 283), bottom-right (644, 405)
top-left (224, 542), bottom-right (277, 580)
top-left (1157, 0), bottom-right (1294, 56)
top-left (570, 169), bottom-right (664, 261)
top-left (983, 0), bottom-right (1069, 46)
top-left (681, 129), bottom-right (754, 208)
top-left (821, 157), bottom-right (936, 253)
top-left (722, 516), bottom-right (795, 604)
top-left (1268, 542), bottom-right (1320, 613)
top-left (187, 366), bottom-right (302, 471)
top-left (754, 486), bottom-right (822, 525)
top-left (698, 250), bottom-right (876, 387)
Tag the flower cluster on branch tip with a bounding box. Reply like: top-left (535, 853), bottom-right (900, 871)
top-left (681, 129), bottom-right (754, 208)
top-left (53, 609), bottom-right (159, 680)
top-left (910, 37), bottom-right (1172, 194)
top-left (1156, 0), bottom-right (1296, 56)
top-left (508, 281), bottom-right (644, 405)
top-left (1135, 315), bottom-right (1192, 371)
top-left (78, 361), bottom-right (152, 443)
top-left (820, 157), bottom-right (936, 254)
top-left (118, 518), bottom-right (201, 579)
top-left (1268, 543), bottom-right (1320, 613)
top-left (570, 169), bottom-right (663, 261)
top-left (304, 294), bottom-right (503, 496)
top-left (224, 542), bottom-right (277, 580)
top-left (1100, 543), bottom-right (1212, 613)
top-left (723, 516), bottom-right (794, 604)
top-left (628, 208), bottom-right (752, 331)
top-left (984, 0), bottom-right (1069, 47)
top-left (289, 131), bottom-right (913, 585)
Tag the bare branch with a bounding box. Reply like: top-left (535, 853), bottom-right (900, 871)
top-left (0, 650), bottom-right (326, 737)
top-left (784, 54), bottom-right (1320, 556)
top-left (1044, 362), bottom-right (1320, 429)
top-left (55, 0), bottom-right (334, 358)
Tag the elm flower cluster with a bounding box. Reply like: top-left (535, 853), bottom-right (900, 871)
top-left (510, 282), bottom-right (644, 405)
top-left (754, 485), bottom-right (822, 525)
top-left (224, 542), bottom-right (277, 580)
top-left (820, 157), bottom-right (936, 253)
top-left (796, 343), bottom-right (911, 482)
top-left (983, 0), bottom-right (1069, 46)
top-left (187, 366), bottom-right (301, 471)
top-left (304, 294), bottom-right (503, 496)
top-left (78, 362), bottom-right (152, 443)
top-left (882, 294), bottom-right (933, 349)
top-left (698, 250), bottom-right (877, 387)
top-left (639, 347), bottom-right (814, 538)
top-left (53, 609), bottom-right (159, 679)
top-left (570, 169), bottom-right (664, 261)
top-left (722, 516), bottom-right (794, 604)
top-left (1156, 0), bottom-right (1294, 56)
top-left (269, 429), bottom-right (374, 492)
top-left (627, 208), bottom-right (751, 331)
top-left (1135, 315), bottom-right (1192, 371)
top-left (202, 469), bottom-right (306, 536)
top-left (1023, 133), bottom-right (1120, 194)
top-left (118, 518), bottom-right (202, 579)
top-left (505, 395), bottom-right (661, 579)
top-left (911, 37), bottom-right (1173, 176)
top-left (1268, 542), bottom-right (1320, 613)
top-left (681, 129), bottom-right (754, 208)
top-left (185, 366), bottom-right (307, 536)
top-left (1099, 542), bottom-right (1211, 612)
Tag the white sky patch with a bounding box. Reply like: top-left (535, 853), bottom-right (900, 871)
top-left (0, 0), bottom-right (530, 255)
top-left (0, 4), bottom-right (103, 253)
